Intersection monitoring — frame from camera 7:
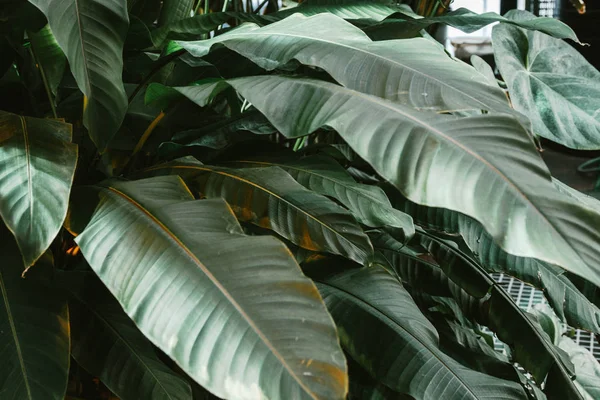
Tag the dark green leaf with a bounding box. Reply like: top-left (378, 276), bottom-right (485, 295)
top-left (0, 225), bottom-right (70, 400)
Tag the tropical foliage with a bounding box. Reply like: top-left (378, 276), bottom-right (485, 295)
top-left (1, 0), bottom-right (600, 399)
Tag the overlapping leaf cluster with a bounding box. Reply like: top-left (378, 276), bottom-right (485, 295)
top-left (1, 0), bottom-right (600, 399)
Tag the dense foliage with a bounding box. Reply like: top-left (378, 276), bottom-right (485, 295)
top-left (1, 0), bottom-right (600, 399)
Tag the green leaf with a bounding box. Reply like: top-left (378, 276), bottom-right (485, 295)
top-left (493, 10), bottom-right (600, 149)
top-left (177, 14), bottom-right (515, 115)
top-left (29, 0), bottom-right (129, 151)
top-left (215, 74), bottom-right (600, 290)
top-left (559, 336), bottom-right (600, 400)
top-left (0, 111), bottom-right (77, 267)
top-left (0, 225), bottom-right (70, 400)
top-left (27, 24), bottom-right (66, 97)
top-left (71, 176), bottom-right (348, 399)
top-left (227, 156), bottom-right (414, 241)
top-left (143, 158), bottom-right (374, 265)
top-left (364, 8), bottom-right (579, 42)
top-left (68, 272), bottom-right (193, 400)
top-left (316, 266), bottom-right (528, 399)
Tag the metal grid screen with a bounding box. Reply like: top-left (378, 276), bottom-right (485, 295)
top-left (490, 273), bottom-right (600, 361)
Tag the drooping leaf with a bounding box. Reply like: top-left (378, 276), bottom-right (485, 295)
top-left (364, 8), bottom-right (579, 42)
top-left (316, 266), bottom-right (528, 399)
top-left (209, 74), bottom-right (600, 290)
top-left (493, 10), bottom-right (600, 149)
top-left (70, 176), bottom-right (348, 399)
top-left (67, 272), bottom-right (193, 400)
top-left (0, 111), bottom-right (77, 267)
top-left (29, 0), bottom-right (129, 151)
top-left (559, 336), bottom-right (600, 400)
top-left (0, 225), bottom-right (70, 400)
top-left (227, 156), bottom-right (414, 241)
top-left (177, 14), bottom-right (516, 115)
top-left (27, 24), bottom-right (66, 97)
top-left (142, 158), bottom-right (373, 265)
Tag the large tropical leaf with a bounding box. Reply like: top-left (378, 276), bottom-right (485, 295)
top-left (0, 111), bottom-right (77, 267)
top-left (364, 7), bottom-right (579, 41)
top-left (493, 10), bottom-right (600, 149)
top-left (142, 158), bottom-right (373, 265)
top-left (68, 272), bottom-right (193, 400)
top-left (27, 24), bottom-right (66, 98)
top-left (69, 176), bottom-right (348, 400)
top-left (29, 0), bottom-right (129, 151)
top-left (227, 156), bottom-right (414, 240)
top-left (177, 14), bottom-right (516, 116)
top-left (316, 266), bottom-right (528, 399)
top-left (205, 74), bottom-right (600, 289)
top-left (0, 225), bottom-right (70, 400)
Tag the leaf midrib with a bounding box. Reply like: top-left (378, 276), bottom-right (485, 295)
top-left (103, 186), bottom-right (319, 399)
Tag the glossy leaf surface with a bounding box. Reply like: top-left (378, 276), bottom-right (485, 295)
top-left (72, 176), bottom-right (348, 400)
top-left (0, 111), bottom-right (77, 267)
top-left (143, 159), bottom-right (373, 265)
